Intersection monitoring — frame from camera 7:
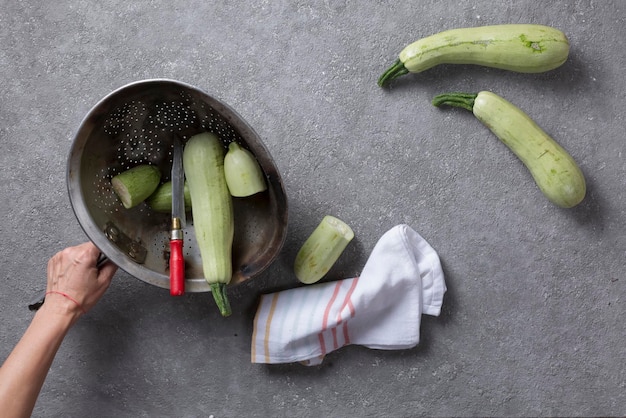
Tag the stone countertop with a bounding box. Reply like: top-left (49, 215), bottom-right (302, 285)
top-left (1, 1), bottom-right (624, 416)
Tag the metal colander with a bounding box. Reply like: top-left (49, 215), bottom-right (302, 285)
top-left (67, 79), bottom-right (288, 292)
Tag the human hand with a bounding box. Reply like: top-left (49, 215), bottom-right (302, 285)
top-left (44, 242), bottom-right (117, 319)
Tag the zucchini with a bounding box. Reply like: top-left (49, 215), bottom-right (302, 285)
top-left (111, 164), bottom-right (161, 209)
top-left (224, 142), bottom-right (267, 197)
top-left (378, 24), bottom-right (569, 86)
top-left (294, 216), bottom-right (354, 284)
top-left (432, 91), bottom-right (586, 208)
top-left (146, 181), bottom-right (192, 213)
top-left (183, 132), bottom-right (234, 316)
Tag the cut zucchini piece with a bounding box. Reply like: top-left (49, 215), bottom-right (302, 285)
top-left (294, 216), bottom-right (354, 284)
top-left (111, 164), bottom-right (161, 209)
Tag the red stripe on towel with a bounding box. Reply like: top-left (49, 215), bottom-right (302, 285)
top-left (319, 281), bottom-right (342, 355)
top-left (346, 277), bottom-right (359, 317)
top-left (337, 277), bottom-right (359, 345)
top-left (343, 322), bottom-right (350, 345)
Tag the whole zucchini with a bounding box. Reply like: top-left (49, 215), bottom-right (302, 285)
top-left (378, 24), bottom-right (569, 86)
top-left (432, 91), bottom-right (586, 208)
top-left (183, 132), bottom-right (234, 316)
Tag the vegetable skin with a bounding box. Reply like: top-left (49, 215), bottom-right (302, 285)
top-left (111, 164), bottom-right (161, 209)
top-left (183, 132), bottom-right (234, 316)
top-left (379, 24), bottom-right (569, 86)
top-left (294, 216), bottom-right (354, 284)
top-left (146, 181), bottom-right (192, 213)
top-left (224, 142), bottom-right (267, 197)
top-left (433, 91), bottom-right (586, 208)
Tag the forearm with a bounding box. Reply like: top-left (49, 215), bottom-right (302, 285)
top-left (0, 242), bottom-right (116, 417)
top-left (0, 305), bottom-right (77, 418)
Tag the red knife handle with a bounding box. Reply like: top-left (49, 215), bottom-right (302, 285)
top-left (169, 238), bottom-right (185, 296)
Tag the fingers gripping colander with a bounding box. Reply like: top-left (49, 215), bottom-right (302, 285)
top-left (67, 79), bottom-right (288, 292)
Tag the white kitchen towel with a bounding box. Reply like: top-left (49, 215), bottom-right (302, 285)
top-left (251, 224), bottom-right (446, 365)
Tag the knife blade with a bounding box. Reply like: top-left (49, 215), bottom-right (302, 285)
top-left (169, 137), bottom-right (185, 296)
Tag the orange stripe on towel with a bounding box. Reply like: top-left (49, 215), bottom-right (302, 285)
top-left (263, 293), bottom-right (280, 363)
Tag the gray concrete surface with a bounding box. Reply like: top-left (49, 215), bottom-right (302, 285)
top-left (1, 0), bottom-right (625, 416)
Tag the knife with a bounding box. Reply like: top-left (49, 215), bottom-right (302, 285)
top-left (169, 137), bottom-right (185, 296)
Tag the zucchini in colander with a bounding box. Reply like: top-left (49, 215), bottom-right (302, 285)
top-left (183, 132), bottom-right (234, 316)
top-left (111, 164), bottom-right (161, 209)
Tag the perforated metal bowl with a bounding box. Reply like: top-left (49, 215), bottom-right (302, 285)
top-left (67, 79), bottom-right (288, 292)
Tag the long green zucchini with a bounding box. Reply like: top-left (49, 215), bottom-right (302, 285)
top-left (379, 24), bottom-right (569, 86)
top-left (183, 132), bottom-right (234, 316)
top-left (432, 91), bottom-right (586, 208)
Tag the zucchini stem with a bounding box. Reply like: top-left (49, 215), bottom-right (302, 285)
top-left (432, 92), bottom-right (478, 112)
top-left (377, 59), bottom-right (409, 87)
top-left (210, 283), bottom-right (232, 317)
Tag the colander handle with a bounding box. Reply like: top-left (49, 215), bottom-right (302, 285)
top-left (169, 237), bottom-right (185, 296)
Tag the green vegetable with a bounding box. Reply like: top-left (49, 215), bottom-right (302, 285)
top-left (183, 132), bottom-right (234, 316)
top-left (224, 142), bottom-right (268, 197)
top-left (146, 181), bottom-right (192, 213)
top-left (294, 216), bottom-right (354, 284)
top-left (432, 91), bottom-right (586, 208)
top-left (378, 24), bottom-right (569, 86)
top-left (111, 164), bottom-right (161, 209)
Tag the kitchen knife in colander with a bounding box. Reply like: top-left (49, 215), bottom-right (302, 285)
top-left (169, 136), bottom-right (185, 296)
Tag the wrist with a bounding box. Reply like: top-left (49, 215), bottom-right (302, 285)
top-left (38, 293), bottom-right (84, 327)
top-left (45, 291), bottom-right (87, 315)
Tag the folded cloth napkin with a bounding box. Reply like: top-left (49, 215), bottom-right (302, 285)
top-left (251, 224), bottom-right (446, 365)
